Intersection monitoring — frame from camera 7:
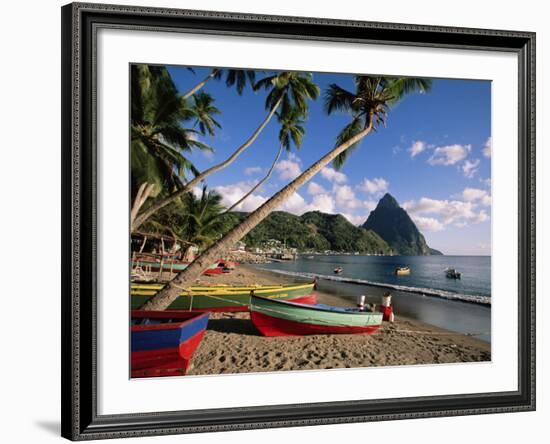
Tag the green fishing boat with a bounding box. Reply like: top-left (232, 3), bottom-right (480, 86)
top-left (250, 295), bottom-right (383, 336)
top-left (130, 282), bottom-right (317, 312)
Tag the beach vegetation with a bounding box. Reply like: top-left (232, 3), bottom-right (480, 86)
top-left (132, 70), bottom-right (320, 231)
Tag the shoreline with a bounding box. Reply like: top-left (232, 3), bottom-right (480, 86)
top-left (188, 264), bottom-right (491, 376)
top-left (255, 266), bottom-right (491, 306)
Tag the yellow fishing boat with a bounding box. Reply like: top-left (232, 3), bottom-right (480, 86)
top-left (130, 282), bottom-right (317, 312)
top-left (394, 266), bottom-right (411, 276)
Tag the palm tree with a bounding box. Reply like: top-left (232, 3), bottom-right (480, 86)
top-left (140, 75), bottom-right (431, 311)
top-left (132, 71), bottom-right (320, 231)
top-left (191, 92), bottom-right (222, 136)
top-left (131, 65), bottom-right (217, 196)
top-left (181, 187), bottom-right (233, 252)
top-left (182, 68), bottom-right (257, 99)
top-left (224, 105), bottom-right (306, 213)
top-left (142, 187), bottom-right (233, 260)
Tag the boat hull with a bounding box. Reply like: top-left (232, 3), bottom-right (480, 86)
top-left (250, 295), bottom-right (383, 337)
top-left (131, 311), bottom-right (209, 378)
top-left (131, 283), bottom-right (317, 311)
top-left (251, 311), bottom-right (381, 336)
top-left (132, 260), bottom-right (225, 275)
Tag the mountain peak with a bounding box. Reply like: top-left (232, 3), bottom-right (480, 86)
top-left (362, 193), bottom-right (442, 255)
top-left (377, 193), bottom-right (400, 209)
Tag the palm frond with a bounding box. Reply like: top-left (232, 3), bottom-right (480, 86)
top-left (384, 77), bottom-right (432, 106)
top-left (225, 70), bottom-right (256, 95)
top-left (324, 84), bottom-right (356, 114)
top-left (253, 74), bottom-right (278, 91)
top-left (332, 116), bottom-right (364, 170)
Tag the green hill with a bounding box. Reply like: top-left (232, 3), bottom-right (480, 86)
top-left (300, 211), bottom-right (391, 254)
top-left (228, 210), bottom-right (392, 254)
top-left (225, 193), bottom-right (443, 255)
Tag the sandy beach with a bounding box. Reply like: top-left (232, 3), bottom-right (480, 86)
top-left (186, 265), bottom-right (491, 375)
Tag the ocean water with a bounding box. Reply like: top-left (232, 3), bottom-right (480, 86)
top-left (256, 255), bottom-right (491, 342)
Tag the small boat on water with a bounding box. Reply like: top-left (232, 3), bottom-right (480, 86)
top-left (131, 282), bottom-right (318, 312)
top-left (131, 310), bottom-right (209, 378)
top-left (334, 266), bottom-right (344, 274)
top-left (395, 266), bottom-right (411, 276)
top-left (250, 295), bottom-right (383, 336)
top-left (445, 268), bottom-right (462, 279)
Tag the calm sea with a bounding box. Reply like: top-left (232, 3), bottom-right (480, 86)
top-left (256, 255), bottom-right (491, 342)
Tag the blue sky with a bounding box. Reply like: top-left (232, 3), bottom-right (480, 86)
top-left (167, 66), bottom-right (492, 255)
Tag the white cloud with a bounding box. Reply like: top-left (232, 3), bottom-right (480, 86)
top-left (357, 177), bottom-right (390, 196)
top-left (411, 216), bottom-right (445, 232)
top-left (462, 158), bottom-right (480, 178)
top-left (403, 196), bottom-right (490, 228)
top-left (276, 191), bottom-right (308, 214)
top-left (460, 187), bottom-right (491, 206)
top-left (483, 137), bottom-right (492, 158)
top-left (215, 179), bottom-right (338, 216)
top-left (408, 140), bottom-right (427, 158)
top-left (275, 153), bottom-right (302, 181)
top-left (320, 167), bottom-right (347, 184)
top-left (480, 177), bottom-right (491, 188)
top-left (307, 181), bottom-right (327, 195)
top-left (473, 209), bottom-right (489, 223)
top-left (333, 184), bottom-right (361, 210)
top-left (244, 166), bottom-right (263, 175)
top-left (213, 182), bottom-right (266, 212)
top-left (276, 191), bottom-right (337, 215)
top-left (309, 194), bottom-right (336, 214)
top-left (428, 144), bottom-right (471, 166)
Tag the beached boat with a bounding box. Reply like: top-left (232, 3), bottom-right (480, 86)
top-left (131, 310), bottom-right (209, 378)
top-left (445, 268), bottom-right (462, 279)
top-left (132, 258), bottom-right (227, 275)
top-left (218, 259), bottom-right (237, 270)
top-left (334, 267), bottom-right (344, 274)
top-left (395, 266), bottom-right (411, 275)
top-left (131, 282), bottom-right (317, 312)
top-left (250, 295), bottom-right (383, 336)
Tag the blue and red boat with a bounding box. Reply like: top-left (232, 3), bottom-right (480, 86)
top-left (131, 310), bottom-right (209, 378)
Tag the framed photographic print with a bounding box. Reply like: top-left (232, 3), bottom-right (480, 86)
top-left (61, 2), bottom-right (536, 440)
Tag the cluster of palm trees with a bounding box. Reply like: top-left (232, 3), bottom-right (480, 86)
top-left (131, 64), bottom-right (431, 311)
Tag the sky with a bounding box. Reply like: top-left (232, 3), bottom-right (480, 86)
top-left (166, 66), bottom-right (492, 255)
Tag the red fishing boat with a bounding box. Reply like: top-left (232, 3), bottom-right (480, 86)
top-left (250, 295), bottom-right (383, 337)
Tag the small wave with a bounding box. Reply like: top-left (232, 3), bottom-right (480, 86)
top-left (259, 268), bottom-right (491, 306)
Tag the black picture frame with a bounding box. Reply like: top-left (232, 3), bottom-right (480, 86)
top-left (61, 2), bottom-right (536, 440)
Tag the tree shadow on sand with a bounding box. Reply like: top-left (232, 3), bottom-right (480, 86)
top-left (207, 318), bottom-right (261, 336)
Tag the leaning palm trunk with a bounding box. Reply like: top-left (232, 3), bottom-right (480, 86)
top-left (224, 143), bottom-right (284, 214)
top-left (132, 96), bottom-right (283, 231)
top-left (181, 69), bottom-right (219, 99)
top-left (130, 182), bottom-right (156, 228)
top-left (140, 118), bottom-right (374, 311)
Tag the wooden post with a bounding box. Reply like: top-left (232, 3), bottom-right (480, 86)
top-left (139, 236), bottom-right (147, 253)
top-left (158, 254), bottom-right (164, 281)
